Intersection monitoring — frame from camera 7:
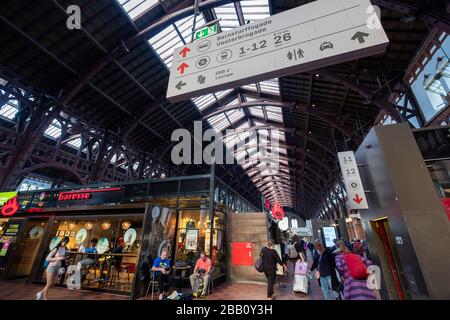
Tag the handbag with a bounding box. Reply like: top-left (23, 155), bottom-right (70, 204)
top-left (43, 248), bottom-right (58, 269)
top-left (255, 257), bottom-right (264, 273)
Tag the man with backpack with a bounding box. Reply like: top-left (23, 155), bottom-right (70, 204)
top-left (335, 243), bottom-right (376, 300)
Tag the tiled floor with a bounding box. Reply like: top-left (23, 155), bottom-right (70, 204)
top-left (0, 280), bottom-right (128, 300)
top-left (0, 275), bottom-right (323, 300)
top-left (204, 273), bottom-right (323, 301)
top-left (0, 253), bottom-right (324, 301)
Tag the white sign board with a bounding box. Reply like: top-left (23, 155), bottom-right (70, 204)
top-left (338, 151), bottom-right (369, 209)
top-left (167, 0), bottom-right (389, 102)
top-left (322, 227), bottom-right (337, 248)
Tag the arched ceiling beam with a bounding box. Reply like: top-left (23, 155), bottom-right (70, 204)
top-left (315, 69), bottom-right (404, 122)
top-left (372, 0), bottom-right (450, 33)
top-left (60, 0), bottom-right (236, 105)
top-left (203, 99), bottom-right (357, 143)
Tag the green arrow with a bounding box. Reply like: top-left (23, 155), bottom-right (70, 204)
top-left (175, 81), bottom-right (186, 90)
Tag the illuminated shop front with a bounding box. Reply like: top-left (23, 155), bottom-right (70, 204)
top-left (0, 174), bottom-right (258, 299)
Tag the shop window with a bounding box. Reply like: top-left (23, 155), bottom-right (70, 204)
top-left (177, 195), bottom-right (209, 209)
top-left (34, 217), bottom-right (144, 294)
top-left (175, 210), bottom-right (208, 264)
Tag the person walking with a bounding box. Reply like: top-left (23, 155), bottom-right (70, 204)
top-left (335, 243), bottom-right (376, 300)
top-left (260, 240), bottom-right (287, 300)
top-left (36, 236), bottom-right (69, 300)
top-left (310, 240), bottom-right (339, 300)
top-left (294, 236), bottom-right (306, 262)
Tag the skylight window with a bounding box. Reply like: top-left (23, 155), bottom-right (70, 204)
top-left (215, 3), bottom-right (240, 31)
top-left (149, 14), bottom-right (205, 68)
top-left (67, 137), bottom-right (82, 149)
top-left (241, 0), bottom-right (271, 22)
top-left (250, 106), bottom-right (264, 118)
top-left (118, 0), bottom-right (159, 20)
top-left (44, 119), bottom-right (62, 139)
top-left (0, 100), bottom-right (18, 120)
top-left (260, 79), bottom-right (280, 94)
top-left (193, 94), bottom-right (216, 111)
top-left (265, 106), bottom-right (283, 122)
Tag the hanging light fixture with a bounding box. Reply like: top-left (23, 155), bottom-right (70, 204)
top-left (69, 222), bottom-right (76, 230)
top-left (101, 222), bottom-right (111, 231)
top-left (121, 221), bottom-right (131, 230)
top-left (85, 222), bottom-right (94, 230)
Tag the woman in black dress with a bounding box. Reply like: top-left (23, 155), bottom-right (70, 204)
top-left (260, 240), bottom-right (287, 300)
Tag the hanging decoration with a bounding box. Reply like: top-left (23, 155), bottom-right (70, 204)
top-left (271, 202), bottom-right (285, 220)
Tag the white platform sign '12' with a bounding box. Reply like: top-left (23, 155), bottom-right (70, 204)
top-left (338, 151), bottom-right (369, 210)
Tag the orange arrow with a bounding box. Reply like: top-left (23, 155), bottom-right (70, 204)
top-left (177, 62), bottom-right (189, 74)
top-left (179, 47), bottom-right (190, 58)
top-left (353, 194), bottom-right (363, 204)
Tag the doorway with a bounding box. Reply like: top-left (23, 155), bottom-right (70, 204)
top-left (371, 218), bottom-right (409, 300)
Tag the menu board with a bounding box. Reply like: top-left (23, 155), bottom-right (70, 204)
top-left (0, 221), bottom-right (23, 265)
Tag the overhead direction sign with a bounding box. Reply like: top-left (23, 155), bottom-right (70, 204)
top-left (167, 0), bottom-right (389, 102)
top-left (338, 151), bottom-right (369, 210)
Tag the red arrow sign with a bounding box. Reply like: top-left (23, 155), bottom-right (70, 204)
top-left (177, 62), bottom-right (189, 74)
top-left (353, 194), bottom-right (364, 204)
top-left (179, 47), bottom-right (190, 58)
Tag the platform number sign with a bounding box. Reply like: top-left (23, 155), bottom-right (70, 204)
top-left (338, 151), bottom-right (369, 210)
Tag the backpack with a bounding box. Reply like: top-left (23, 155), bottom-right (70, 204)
top-left (192, 276), bottom-right (204, 298)
top-left (288, 244), bottom-right (298, 259)
top-left (343, 253), bottom-right (368, 280)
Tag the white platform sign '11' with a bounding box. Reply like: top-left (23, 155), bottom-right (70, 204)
top-left (338, 151), bottom-right (369, 210)
top-left (167, 0), bottom-right (389, 102)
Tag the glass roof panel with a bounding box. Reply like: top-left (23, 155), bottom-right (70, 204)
top-left (215, 4), bottom-right (240, 31)
top-left (44, 119), bottom-right (62, 139)
top-left (241, 0), bottom-right (271, 22)
top-left (0, 101), bottom-right (18, 120)
top-left (260, 78), bottom-right (280, 94)
top-left (193, 94), bottom-right (216, 111)
top-left (118, 0), bottom-right (160, 20)
top-left (67, 137), bottom-right (82, 149)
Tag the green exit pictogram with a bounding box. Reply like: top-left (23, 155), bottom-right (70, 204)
top-left (195, 24), bottom-right (218, 40)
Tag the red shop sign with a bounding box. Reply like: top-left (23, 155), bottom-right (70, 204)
top-left (1, 196), bottom-right (20, 217)
top-left (57, 187), bottom-right (122, 201)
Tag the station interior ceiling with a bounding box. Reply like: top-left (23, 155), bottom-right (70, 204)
top-left (0, 0), bottom-right (449, 219)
